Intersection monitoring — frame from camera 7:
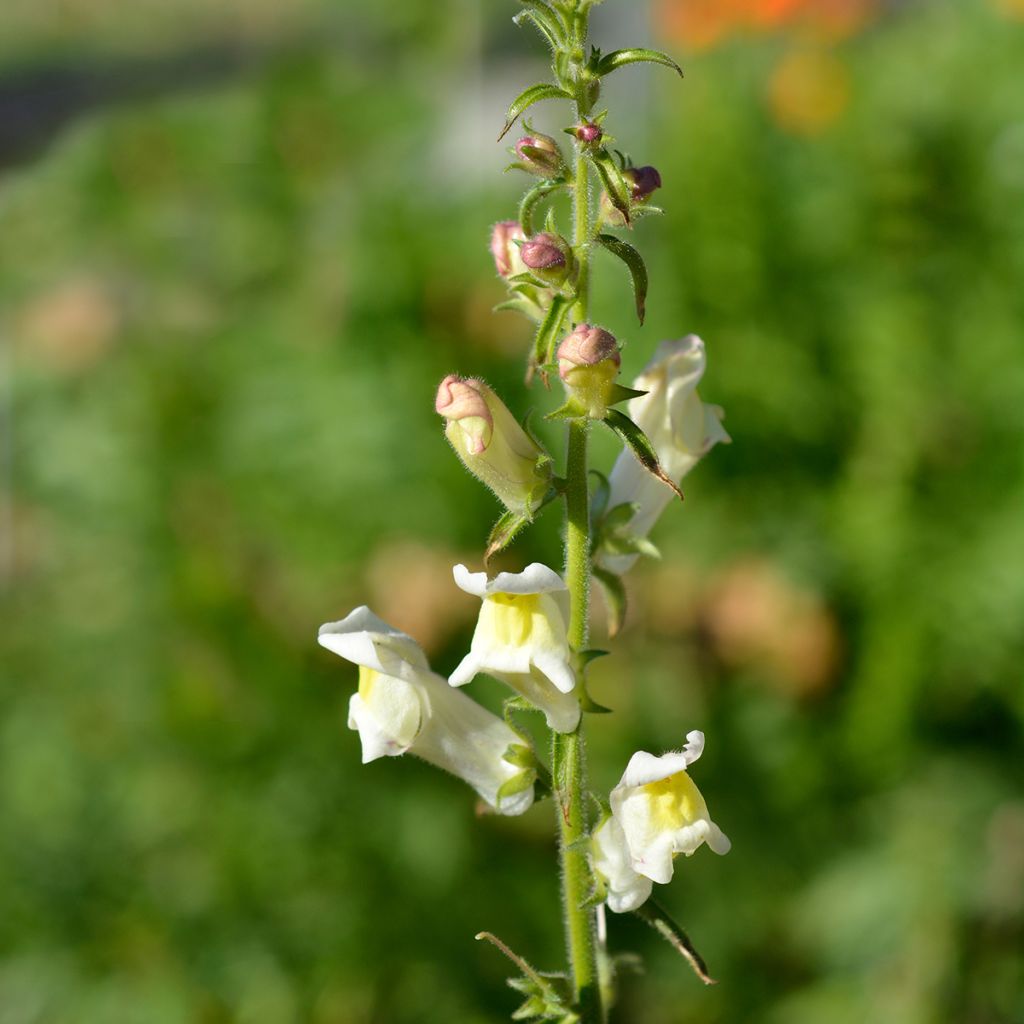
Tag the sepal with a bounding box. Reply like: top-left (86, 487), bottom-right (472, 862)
top-left (603, 408), bottom-right (685, 502)
top-left (519, 180), bottom-right (568, 236)
top-left (529, 295), bottom-right (572, 384)
top-left (590, 150), bottom-right (632, 225)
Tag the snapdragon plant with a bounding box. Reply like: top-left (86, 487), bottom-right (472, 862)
top-left (319, 2), bottom-right (731, 1019)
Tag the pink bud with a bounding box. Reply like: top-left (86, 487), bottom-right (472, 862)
top-left (521, 233), bottom-right (568, 271)
top-left (435, 375), bottom-right (493, 454)
top-left (513, 132), bottom-right (565, 177)
top-left (574, 122), bottom-right (602, 144)
top-left (490, 220), bottom-right (525, 278)
top-left (557, 324), bottom-right (620, 379)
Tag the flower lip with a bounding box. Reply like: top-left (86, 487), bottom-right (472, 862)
top-left (435, 375), bottom-right (491, 421)
top-left (453, 561), bottom-right (567, 599)
top-left (618, 731), bottom-right (705, 788)
top-left (317, 605), bottom-right (429, 679)
top-left (627, 164), bottom-right (662, 200)
top-left (490, 220), bottom-right (523, 277)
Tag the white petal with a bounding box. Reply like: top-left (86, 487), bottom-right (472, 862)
top-left (453, 563), bottom-right (489, 598)
top-left (707, 823), bottom-right (731, 855)
top-left (448, 652), bottom-right (482, 688)
top-left (318, 606), bottom-right (429, 678)
top-left (534, 652), bottom-right (576, 695)
top-left (592, 817), bottom-right (654, 913)
top-left (347, 693), bottom-right (409, 763)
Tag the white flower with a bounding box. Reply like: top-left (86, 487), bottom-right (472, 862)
top-left (599, 335), bottom-right (729, 574)
top-left (318, 606), bottom-right (535, 815)
top-left (592, 731), bottom-right (730, 912)
top-left (449, 563), bottom-right (580, 734)
top-left (591, 815), bottom-right (653, 913)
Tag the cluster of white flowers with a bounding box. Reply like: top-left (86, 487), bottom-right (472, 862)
top-left (318, 339), bottom-right (730, 911)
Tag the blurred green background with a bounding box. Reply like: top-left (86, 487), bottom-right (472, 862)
top-left (2, 0), bottom-right (1023, 1021)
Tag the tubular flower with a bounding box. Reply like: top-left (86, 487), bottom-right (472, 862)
top-left (593, 731), bottom-right (729, 909)
top-left (449, 563), bottom-right (580, 734)
top-left (590, 814), bottom-right (654, 913)
top-left (436, 375), bottom-right (552, 516)
top-left (599, 335), bottom-right (729, 574)
top-left (318, 606), bottom-right (536, 815)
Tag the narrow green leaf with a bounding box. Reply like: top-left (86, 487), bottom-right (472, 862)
top-left (607, 383), bottom-right (647, 405)
top-left (631, 898), bottom-right (717, 986)
top-left (486, 510), bottom-right (531, 563)
top-left (596, 233), bottom-right (648, 323)
top-left (530, 295), bottom-right (571, 384)
top-left (595, 47), bottom-right (684, 79)
top-left (512, 8), bottom-right (560, 51)
top-left (589, 468), bottom-right (610, 522)
top-left (603, 408), bottom-right (684, 502)
top-left (591, 151), bottom-right (631, 225)
top-left (518, 0), bottom-right (569, 34)
top-left (593, 566), bottom-right (627, 638)
top-left (498, 83), bottom-right (573, 141)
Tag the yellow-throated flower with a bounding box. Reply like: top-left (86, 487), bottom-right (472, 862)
top-left (591, 730), bottom-right (730, 910)
top-left (449, 563), bottom-right (580, 733)
top-left (599, 336), bottom-right (729, 574)
top-left (318, 606), bottom-right (536, 815)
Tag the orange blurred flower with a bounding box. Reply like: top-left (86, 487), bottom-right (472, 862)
top-left (768, 47), bottom-right (851, 135)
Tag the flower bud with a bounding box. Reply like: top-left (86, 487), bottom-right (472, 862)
top-left (520, 232), bottom-right (575, 286)
top-left (600, 164), bottom-right (663, 226)
top-left (436, 375), bottom-right (552, 516)
top-left (490, 220), bottom-right (528, 279)
top-left (557, 324), bottom-right (621, 419)
top-left (514, 132), bottom-right (565, 178)
top-left (572, 121), bottom-right (603, 145)
top-left (625, 164), bottom-right (662, 202)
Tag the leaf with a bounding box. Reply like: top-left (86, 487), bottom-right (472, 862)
top-left (593, 566), bottom-right (627, 638)
top-left (603, 408), bottom-right (684, 502)
top-left (512, 7), bottom-right (561, 51)
top-left (530, 295), bottom-right (571, 384)
top-left (595, 47), bottom-right (684, 79)
top-left (486, 509), bottom-right (532, 563)
top-left (498, 83), bottom-right (573, 141)
top-left (589, 468), bottom-right (610, 522)
top-left (590, 150), bottom-right (631, 225)
top-left (631, 898), bottom-right (717, 986)
top-left (596, 233), bottom-right (648, 323)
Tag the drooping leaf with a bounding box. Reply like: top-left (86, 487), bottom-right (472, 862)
top-left (512, 4), bottom-right (563, 51)
top-left (590, 150), bottom-right (631, 225)
top-left (593, 565), bottom-right (627, 638)
top-left (529, 294), bottom-right (571, 384)
top-left (631, 898), bottom-right (717, 986)
top-left (595, 47), bottom-right (684, 79)
top-left (596, 233), bottom-right (648, 323)
top-left (603, 408), bottom-right (684, 502)
top-left (499, 83), bottom-right (573, 141)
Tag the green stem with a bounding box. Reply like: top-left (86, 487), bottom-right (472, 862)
top-left (551, 8), bottom-right (603, 1015)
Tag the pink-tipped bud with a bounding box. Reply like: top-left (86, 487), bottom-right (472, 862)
top-left (436, 375), bottom-right (493, 454)
top-left (557, 324), bottom-right (621, 378)
top-left (573, 121), bottom-right (603, 145)
top-left (625, 165), bottom-right (662, 202)
top-left (556, 324), bottom-right (621, 419)
top-left (436, 375), bottom-right (552, 515)
top-left (490, 220), bottom-right (526, 278)
top-left (521, 234), bottom-right (567, 271)
top-left (513, 132), bottom-right (565, 178)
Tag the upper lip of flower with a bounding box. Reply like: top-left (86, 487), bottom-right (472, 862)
top-left (453, 561), bottom-right (567, 599)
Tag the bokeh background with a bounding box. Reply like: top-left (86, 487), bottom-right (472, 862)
top-left (2, 0), bottom-right (1023, 1021)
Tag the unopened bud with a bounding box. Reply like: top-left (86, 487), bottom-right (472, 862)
top-left (520, 232), bottom-right (574, 285)
top-left (436, 376), bottom-right (551, 515)
top-left (490, 220), bottom-right (527, 278)
top-left (514, 132), bottom-right (565, 178)
top-left (572, 121), bottom-right (603, 145)
top-left (557, 324), bottom-right (621, 419)
top-left (625, 165), bottom-right (662, 202)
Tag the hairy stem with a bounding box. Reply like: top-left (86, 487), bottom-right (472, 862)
top-left (552, 9), bottom-right (603, 1015)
